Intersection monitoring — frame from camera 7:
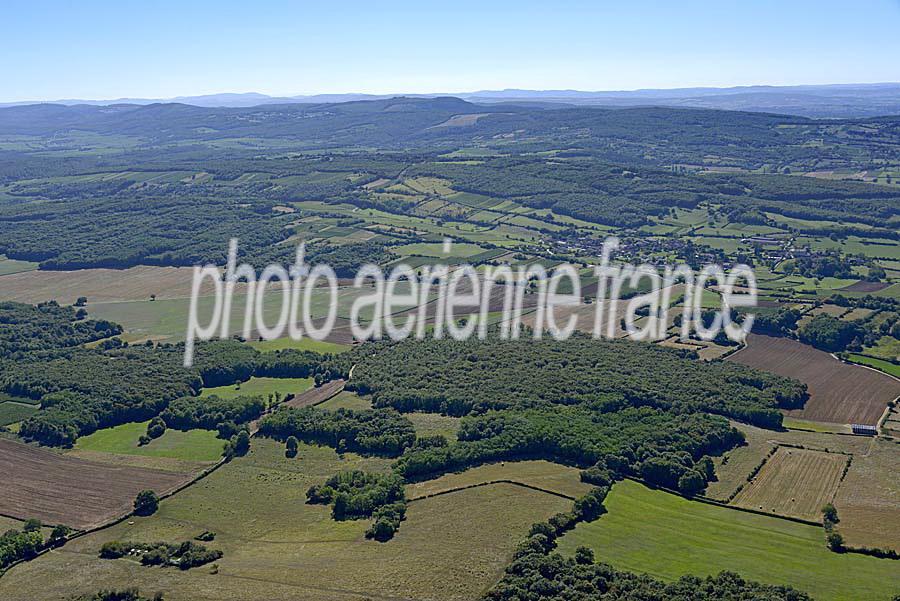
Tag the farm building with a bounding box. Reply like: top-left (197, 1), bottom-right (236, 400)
top-left (851, 424), bottom-right (878, 436)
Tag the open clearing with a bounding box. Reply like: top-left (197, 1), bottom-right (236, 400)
top-left (728, 334), bottom-right (900, 425)
top-left (0, 265), bottom-right (220, 304)
top-left (0, 440), bottom-right (571, 601)
top-left (731, 446), bottom-right (847, 521)
top-left (0, 255), bottom-right (38, 276)
top-left (200, 376), bottom-right (313, 400)
top-left (72, 421), bottom-right (224, 463)
top-left (406, 460), bottom-right (591, 500)
top-left (0, 401), bottom-right (38, 426)
top-left (557, 479), bottom-right (900, 601)
top-left (247, 337), bottom-right (350, 354)
top-left (0, 438), bottom-right (197, 530)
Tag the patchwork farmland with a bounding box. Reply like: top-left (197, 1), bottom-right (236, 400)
top-left (731, 446), bottom-right (848, 521)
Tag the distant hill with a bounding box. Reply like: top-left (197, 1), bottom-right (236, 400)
top-left (3, 83), bottom-right (900, 118)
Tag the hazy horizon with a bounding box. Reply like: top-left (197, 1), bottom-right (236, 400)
top-left (4, 0), bottom-right (900, 103)
top-left (4, 81), bottom-right (900, 107)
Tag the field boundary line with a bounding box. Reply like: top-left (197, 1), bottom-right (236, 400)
top-left (407, 479), bottom-right (577, 503)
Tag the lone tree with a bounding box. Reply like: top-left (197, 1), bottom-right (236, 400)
top-left (134, 490), bottom-right (159, 516)
top-left (826, 531), bottom-right (845, 552)
top-left (48, 525), bottom-right (70, 547)
top-left (285, 435), bottom-right (299, 458)
top-left (233, 430), bottom-right (251, 456)
top-left (822, 503), bottom-right (839, 526)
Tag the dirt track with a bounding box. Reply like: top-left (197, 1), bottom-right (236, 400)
top-left (0, 438), bottom-right (196, 530)
top-left (282, 379), bottom-right (346, 409)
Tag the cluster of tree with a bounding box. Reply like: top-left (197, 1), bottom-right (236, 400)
top-left (365, 502), bottom-right (406, 542)
top-left (0, 309), bottom-right (334, 446)
top-left (0, 519), bottom-right (69, 570)
top-left (134, 490), bottom-right (159, 516)
top-left (0, 192), bottom-right (293, 270)
top-left (8, 345), bottom-right (201, 446)
top-left (190, 340), bottom-right (327, 387)
top-left (99, 540), bottom-right (222, 570)
top-left (783, 253), bottom-right (856, 279)
top-left (409, 155), bottom-right (900, 229)
top-left (486, 551), bottom-right (813, 600)
top-left (747, 307), bottom-right (802, 336)
top-left (139, 416), bottom-right (167, 445)
top-left (259, 406), bottom-right (416, 457)
top-left (798, 314), bottom-right (862, 352)
top-left (306, 470), bottom-right (406, 525)
top-left (0, 301), bottom-right (120, 357)
top-left (394, 405), bottom-right (740, 493)
top-left (159, 394), bottom-right (265, 434)
top-left (335, 335), bottom-right (806, 428)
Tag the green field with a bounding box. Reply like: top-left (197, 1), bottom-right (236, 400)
top-left (200, 376), bottom-right (313, 399)
top-left (0, 401), bottom-right (38, 426)
top-left (74, 420), bottom-right (224, 462)
top-left (557, 480), bottom-right (900, 601)
top-left (405, 412), bottom-right (463, 441)
top-left (846, 354), bottom-right (900, 378)
top-left (88, 286), bottom-right (374, 341)
top-left (248, 336), bottom-right (350, 354)
top-left (317, 390), bottom-right (374, 411)
top-left (0, 255), bottom-right (38, 276)
top-left (862, 336), bottom-right (900, 362)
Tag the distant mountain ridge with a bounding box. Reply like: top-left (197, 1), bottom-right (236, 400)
top-left (3, 83), bottom-right (900, 118)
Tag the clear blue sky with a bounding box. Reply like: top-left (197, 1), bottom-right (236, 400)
top-left (3, 0), bottom-right (900, 101)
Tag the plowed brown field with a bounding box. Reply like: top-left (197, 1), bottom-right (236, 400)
top-left (0, 438), bottom-right (196, 529)
top-left (728, 334), bottom-right (900, 425)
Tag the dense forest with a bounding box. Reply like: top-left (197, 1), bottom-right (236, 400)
top-left (0, 306), bottom-right (333, 445)
top-left (258, 406), bottom-right (416, 457)
top-left (329, 335), bottom-right (807, 428)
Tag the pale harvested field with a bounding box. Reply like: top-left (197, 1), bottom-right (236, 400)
top-left (732, 447), bottom-right (847, 521)
top-left (809, 304), bottom-right (848, 317)
top-left (707, 421), bottom-right (869, 501)
top-left (842, 307), bottom-right (875, 321)
top-left (0, 266), bottom-right (229, 304)
top-left (834, 439), bottom-right (900, 552)
top-left (729, 334), bottom-right (900, 425)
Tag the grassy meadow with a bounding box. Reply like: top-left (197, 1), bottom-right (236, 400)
top-left (557, 479), bottom-right (900, 601)
top-left (0, 440), bottom-right (571, 601)
top-left (200, 377), bottom-right (314, 400)
top-left (73, 421), bottom-right (224, 463)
